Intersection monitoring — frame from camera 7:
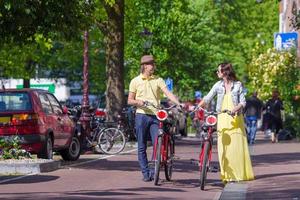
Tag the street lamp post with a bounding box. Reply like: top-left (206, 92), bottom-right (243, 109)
top-left (80, 31), bottom-right (91, 139)
top-left (140, 28), bottom-right (153, 54)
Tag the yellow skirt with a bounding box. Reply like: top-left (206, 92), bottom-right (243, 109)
top-left (217, 93), bottom-right (254, 182)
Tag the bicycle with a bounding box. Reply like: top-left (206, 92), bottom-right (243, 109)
top-left (116, 106), bottom-right (136, 142)
top-left (144, 101), bottom-right (178, 186)
top-left (68, 105), bottom-right (126, 155)
top-left (192, 107), bottom-right (205, 138)
top-left (191, 106), bottom-right (231, 190)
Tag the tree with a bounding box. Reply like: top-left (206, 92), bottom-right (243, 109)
top-left (0, 1), bottom-right (91, 44)
top-left (0, 0), bottom-right (93, 87)
top-left (248, 46), bottom-right (300, 138)
top-left (248, 47), bottom-right (299, 113)
top-left (96, 0), bottom-right (125, 120)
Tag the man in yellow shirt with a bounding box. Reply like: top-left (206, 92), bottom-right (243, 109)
top-left (128, 55), bottom-right (181, 182)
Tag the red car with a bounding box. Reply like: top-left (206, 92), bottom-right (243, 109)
top-left (0, 89), bottom-right (81, 160)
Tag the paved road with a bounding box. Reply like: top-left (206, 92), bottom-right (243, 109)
top-left (219, 132), bottom-right (300, 200)
top-left (0, 136), bottom-right (223, 200)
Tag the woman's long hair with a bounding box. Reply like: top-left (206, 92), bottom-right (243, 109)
top-left (219, 63), bottom-right (238, 81)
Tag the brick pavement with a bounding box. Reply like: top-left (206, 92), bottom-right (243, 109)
top-left (219, 131), bottom-right (300, 200)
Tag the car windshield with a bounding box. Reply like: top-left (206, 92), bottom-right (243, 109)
top-left (0, 92), bottom-right (32, 111)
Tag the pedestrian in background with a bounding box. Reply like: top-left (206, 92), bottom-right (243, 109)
top-left (127, 55), bottom-right (181, 182)
top-left (264, 89), bottom-right (284, 143)
top-left (197, 62), bottom-right (254, 183)
top-left (244, 91), bottom-right (263, 145)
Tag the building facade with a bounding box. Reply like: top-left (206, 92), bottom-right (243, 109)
top-left (279, 0), bottom-right (300, 56)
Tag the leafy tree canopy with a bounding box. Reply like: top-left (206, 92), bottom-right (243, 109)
top-left (0, 0), bottom-right (93, 43)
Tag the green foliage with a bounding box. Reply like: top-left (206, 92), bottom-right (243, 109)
top-left (0, 0), bottom-right (281, 107)
top-left (247, 46), bottom-right (300, 139)
top-left (38, 28), bottom-right (107, 94)
top-left (0, 0), bottom-right (93, 43)
top-left (0, 136), bottom-right (32, 160)
top-left (125, 0), bottom-right (222, 99)
top-left (124, 0), bottom-right (279, 100)
top-left (284, 114), bottom-right (300, 138)
top-left (247, 47), bottom-right (300, 112)
top-left (0, 34), bottom-right (62, 80)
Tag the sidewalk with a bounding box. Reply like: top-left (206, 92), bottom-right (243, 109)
top-left (219, 131), bottom-right (300, 200)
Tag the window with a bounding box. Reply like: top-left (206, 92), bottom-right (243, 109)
top-left (0, 92), bottom-right (32, 111)
top-left (39, 94), bottom-right (53, 114)
top-left (47, 94), bottom-right (63, 115)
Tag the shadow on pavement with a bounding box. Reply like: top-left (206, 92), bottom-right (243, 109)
top-left (252, 152), bottom-right (300, 166)
top-left (0, 175), bottom-right (59, 185)
top-left (67, 159), bottom-right (140, 172)
top-left (0, 187), bottom-right (184, 200)
top-left (255, 171), bottom-right (300, 180)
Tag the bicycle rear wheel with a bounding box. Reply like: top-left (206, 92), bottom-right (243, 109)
top-left (164, 136), bottom-right (175, 181)
top-left (200, 140), bottom-right (211, 190)
top-left (154, 136), bottom-right (162, 185)
top-left (98, 128), bottom-right (126, 155)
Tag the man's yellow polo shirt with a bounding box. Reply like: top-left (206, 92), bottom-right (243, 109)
top-left (129, 74), bottom-right (167, 115)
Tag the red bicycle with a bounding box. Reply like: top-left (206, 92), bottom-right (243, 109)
top-left (144, 101), bottom-right (177, 186)
top-left (191, 106), bottom-right (231, 190)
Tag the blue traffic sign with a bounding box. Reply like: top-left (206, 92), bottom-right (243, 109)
top-left (274, 32), bottom-right (298, 51)
top-left (165, 77), bottom-right (173, 91)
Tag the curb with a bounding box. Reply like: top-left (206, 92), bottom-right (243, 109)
top-left (0, 160), bottom-right (61, 175)
top-left (219, 182), bottom-right (247, 200)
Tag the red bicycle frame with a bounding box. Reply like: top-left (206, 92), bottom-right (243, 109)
top-left (153, 121), bottom-right (171, 162)
top-left (199, 126), bottom-right (214, 169)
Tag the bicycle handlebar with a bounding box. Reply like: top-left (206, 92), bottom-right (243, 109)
top-left (190, 106), bottom-right (233, 116)
top-left (144, 101), bottom-right (177, 111)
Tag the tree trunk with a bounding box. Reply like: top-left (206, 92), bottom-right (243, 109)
top-left (23, 60), bottom-right (34, 88)
top-left (104, 0), bottom-right (125, 121)
top-left (23, 79), bottom-right (30, 88)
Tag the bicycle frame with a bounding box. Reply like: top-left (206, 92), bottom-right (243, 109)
top-left (116, 107), bottom-right (136, 141)
top-left (199, 126), bottom-right (214, 170)
top-left (144, 101), bottom-right (177, 185)
top-left (191, 107), bottom-right (231, 190)
top-left (193, 108), bottom-right (205, 137)
top-left (68, 105), bottom-right (124, 154)
top-left (153, 121), bottom-right (173, 164)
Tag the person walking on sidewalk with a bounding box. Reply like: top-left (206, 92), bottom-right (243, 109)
top-left (127, 55), bottom-right (181, 182)
top-left (197, 62), bottom-right (254, 183)
top-left (264, 89), bottom-right (284, 143)
top-left (244, 91), bottom-right (263, 145)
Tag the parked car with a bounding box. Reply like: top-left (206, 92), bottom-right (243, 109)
top-left (0, 89), bottom-right (81, 160)
top-left (161, 99), bottom-right (188, 137)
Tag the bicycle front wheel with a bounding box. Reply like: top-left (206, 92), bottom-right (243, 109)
top-left (154, 136), bottom-right (162, 186)
top-left (98, 128), bottom-right (126, 155)
top-left (200, 140), bottom-right (211, 190)
top-left (164, 136), bottom-right (175, 181)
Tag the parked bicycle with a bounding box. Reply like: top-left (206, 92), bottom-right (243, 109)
top-left (68, 105), bottom-right (126, 155)
top-left (191, 106), bottom-right (231, 190)
top-left (116, 106), bottom-right (136, 142)
top-left (144, 101), bottom-right (178, 186)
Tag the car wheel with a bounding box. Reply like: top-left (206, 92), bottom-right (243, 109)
top-left (37, 135), bottom-right (53, 159)
top-left (60, 135), bottom-right (81, 161)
